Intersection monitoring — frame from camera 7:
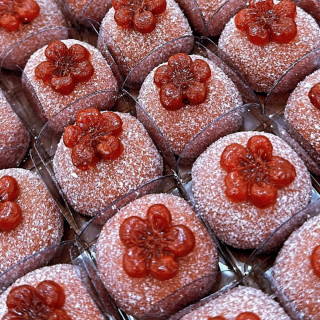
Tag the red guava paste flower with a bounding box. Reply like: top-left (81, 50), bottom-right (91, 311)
top-left (235, 0), bottom-right (297, 46)
top-left (119, 203), bottom-right (195, 281)
top-left (0, 0), bottom-right (40, 32)
top-left (2, 280), bottom-right (71, 320)
top-left (310, 245), bottom-right (320, 278)
top-left (208, 314), bottom-right (260, 320)
top-left (220, 135), bottom-right (296, 209)
top-left (113, 0), bottom-right (166, 33)
top-left (63, 108), bottom-right (124, 171)
top-left (154, 53), bottom-right (211, 111)
top-left (0, 175), bottom-right (22, 232)
top-left (308, 82), bottom-right (320, 110)
top-left (35, 41), bottom-right (94, 95)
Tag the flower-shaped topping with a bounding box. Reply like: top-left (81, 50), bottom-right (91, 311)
top-left (113, 0), bottom-right (166, 33)
top-left (154, 53), bottom-right (211, 111)
top-left (208, 314), bottom-right (260, 320)
top-left (308, 82), bottom-right (320, 110)
top-left (119, 204), bottom-right (195, 281)
top-left (63, 108), bottom-right (124, 171)
top-left (35, 41), bottom-right (94, 95)
top-left (310, 245), bottom-right (320, 278)
top-left (235, 0), bottom-right (297, 46)
top-left (0, 176), bottom-right (22, 232)
top-left (220, 135), bottom-right (296, 208)
top-left (2, 280), bottom-right (71, 320)
top-left (0, 0), bottom-right (40, 32)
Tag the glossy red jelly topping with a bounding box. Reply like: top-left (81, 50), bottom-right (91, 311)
top-left (154, 53), bottom-right (211, 110)
top-left (119, 203), bottom-right (195, 281)
top-left (308, 82), bottom-right (320, 110)
top-left (0, 0), bottom-right (40, 32)
top-left (0, 176), bottom-right (22, 232)
top-left (3, 281), bottom-right (71, 320)
top-left (35, 41), bottom-right (94, 95)
top-left (63, 108), bottom-right (124, 171)
top-left (310, 245), bottom-right (320, 277)
top-left (235, 0), bottom-right (297, 45)
top-left (207, 317), bottom-right (226, 320)
top-left (220, 135), bottom-right (296, 208)
top-left (113, 0), bottom-right (166, 33)
top-left (236, 312), bottom-right (261, 320)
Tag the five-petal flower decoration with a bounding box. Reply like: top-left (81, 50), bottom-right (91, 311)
top-left (0, 0), bottom-right (40, 32)
top-left (113, 0), bottom-right (166, 33)
top-left (119, 203), bottom-right (195, 281)
top-left (235, 0), bottom-right (297, 46)
top-left (3, 280), bottom-right (71, 320)
top-left (154, 53), bottom-right (211, 111)
top-left (310, 245), bottom-right (320, 278)
top-left (309, 82), bottom-right (320, 110)
top-left (35, 40), bottom-right (94, 95)
top-left (63, 108), bottom-right (124, 171)
top-left (0, 175), bottom-right (22, 232)
top-left (220, 135), bottom-right (296, 209)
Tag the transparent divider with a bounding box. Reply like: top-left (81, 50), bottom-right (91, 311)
top-left (265, 46), bottom-right (320, 113)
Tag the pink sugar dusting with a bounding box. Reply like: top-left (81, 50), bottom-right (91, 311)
top-left (218, 6), bottom-right (320, 93)
top-left (0, 168), bottom-right (63, 274)
top-left (273, 215), bottom-right (320, 320)
top-left (0, 264), bottom-right (104, 319)
top-left (53, 112), bottom-right (163, 217)
top-left (285, 68), bottom-right (320, 155)
top-left (192, 131), bottom-right (312, 249)
top-left (0, 90), bottom-right (29, 168)
top-left (0, 0), bottom-right (68, 70)
top-left (137, 55), bottom-right (243, 155)
top-left (98, 0), bottom-right (193, 84)
top-left (22, 39), bottom-right (118, 128)
top-left (66, 0), bottom-right (112, 23)
top-left (181, 286), bottom-right (290, 319)
top-left (96, 193), bottom-right (218, 319)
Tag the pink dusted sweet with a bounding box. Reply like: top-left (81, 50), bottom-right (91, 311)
top-left (180, 286), bottom-right (290, 319)
top-left (273, 215), bottom-right (320, 320)
top-left (66, 0), bottom-right (112, 24)
top-left (218, 1), bottom-right (320, 92)
top-left (284, 68), bottom-right (320, 154)
top-left (137, 53), bottom-right (242, 155)
top-left (96, 193), bottom-right (219, 319)
top-left (174, 0), bottom-right (247, 36)
top-left (192, 131), bottom-right (312, 249)
top-left (0, 168), bottom-right (63, 274)
top-left (0, 264), bottom-right (105, 319)
top-left (0, 90), bottom-right (29, 168)
top-left (22, 39), bottom-right (118, 130)
top-left (0, 0), bottom-right (68, 70)
top-left (97, 0), bottom-right (193, 86)
top-left (53, 110), bottom-right (163, 217)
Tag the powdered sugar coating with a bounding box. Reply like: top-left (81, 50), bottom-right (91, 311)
top-left (192, 132), bottom-right (312, 249)
top-left (284, 68), bottom-right (320, 154)
top-left (180, 286), bottom-right (290, 319)
top-left (66, 0), bottom-right (112, 23)
top-left (97, 193), bottom-right (218, 319)
top-left (0, 0), bottom-right (68, 70)
top-left (0, 168), bottom-right (63, 274)
top-left (53, 112), bottom-right (163, 216)
top-left (218, 6), bottom-right (320, 93)
top-left (137, 55), bottom-right (243, 155)
top-left (273, 215), bottom-right (320, 320)
top-left (98, 0), bottom-right (193, 82)
top-left (0, 90), bottom-right (30, 168)
top-left (0, 264), bottom-right (104, 319)
top-left (22, 39), bottom-right (118, 127)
